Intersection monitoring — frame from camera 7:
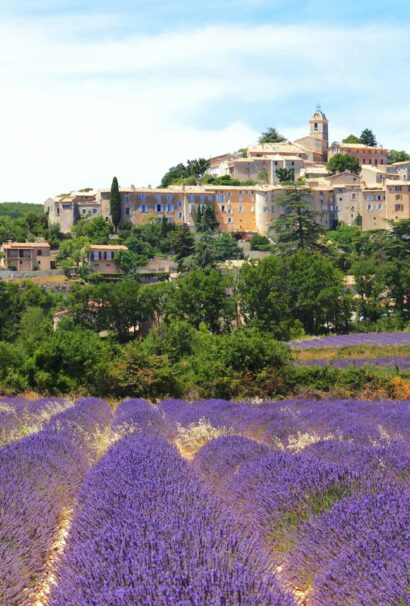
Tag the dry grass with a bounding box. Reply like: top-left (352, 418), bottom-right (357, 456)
top-left (174, 418), bottom-right (233, 461)
top-left (28, 507), bottom-right (73, 606)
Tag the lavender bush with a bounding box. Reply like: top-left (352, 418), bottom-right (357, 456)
top-left (0, 397), bottom-right (112, 606)
top-left (284, 488), bottom-right (410, 605)
top-left (51, 434), bottom-right (295, 606)
top-left (290, 331), bottom-right (410, 349)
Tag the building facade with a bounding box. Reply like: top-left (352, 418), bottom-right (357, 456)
top-left (88, 244), bottom-right (128, 274)
top-left (0, 242), bottom-right (51, 271)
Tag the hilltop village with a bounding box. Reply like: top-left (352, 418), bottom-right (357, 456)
top-left (45, 108), bottom-right (410, 236)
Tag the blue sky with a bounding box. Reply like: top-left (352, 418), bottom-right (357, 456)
top-left (0, 0), bottom-right (409, 201)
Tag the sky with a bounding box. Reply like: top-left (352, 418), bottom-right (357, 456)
top-left (1, 0), bottom-right (410, 202)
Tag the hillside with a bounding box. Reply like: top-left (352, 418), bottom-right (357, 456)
top-left (0, 202), bottom-right (44, 219)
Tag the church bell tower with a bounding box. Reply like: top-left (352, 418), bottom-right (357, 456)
top-left (309, 105), bottom-right (329, 144)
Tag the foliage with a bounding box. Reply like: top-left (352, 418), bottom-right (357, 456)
top-left (342, 134), bottom-right (361, 144)
top-left (270, 185), bottom-right (325, 253)
top-left (109, 177), bottom-right (121, 232)
top-left (360, 128), bottom-right (377, 147)
top-left (167, 269), bottom-right (234, 332)
top-left (0, 202), bottom-right (44, 219)
top-left (258, 128), bottom-right (286, 144)
top-left (387, 149), bottom-right (410, 164)
top-left (327, 153), bottom-right (361, 175)
top-left (238, 251), bottom-right (352, 338)
top-left (275, 167), bottom-right (294, 182)
top-left (57, 237), bottom-right (90, 273)
top-left (160, 158), bottom-right (210, 187)
top-left (250, 233), bottom-right (271, 251)
top-left (72, 216), bottom-right (112, 243)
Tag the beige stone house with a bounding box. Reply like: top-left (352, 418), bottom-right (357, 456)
top-left (88, 244), bottom-right (128, 274)
top-left (0, 242), bottom-right (51, 271)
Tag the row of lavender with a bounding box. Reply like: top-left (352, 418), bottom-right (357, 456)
top-left (159, 398), bottom-right (410, 604)
top-left (2, 397), bottom-right (409, 604)
top-left (297, 355), bottom-right (410, 369)
top-left (0, 397), bottom-right (72, 447)
top-left (289, 330), bottom-right (410, 349)
top-left (50, 399), bottom-right (293, 605)
top-left (0, 397), bottom-right (112, 606)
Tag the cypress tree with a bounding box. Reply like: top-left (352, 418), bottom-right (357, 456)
top-left (110, 176), bottom-right (121, 232)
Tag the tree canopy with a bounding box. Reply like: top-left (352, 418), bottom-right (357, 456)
top-left (269, 185), bottom-right (325, 253)
top-left (360, 129), bottom-right (377, 147)
top-left (327, 153), bottom-right (361, 175)
top-left (387, 150), bottom-right (410, 164)
top-left (258, 128), bottom-right (286, 144)
top-left (160, 158), bottom-right (210, 187)
top-left (110, 177), bottom-right (121, 232)
top-left (342, 134), bottom-right (362, 144)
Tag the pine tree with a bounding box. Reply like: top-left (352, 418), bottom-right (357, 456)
top-left (360, 129), bottom-right (377, 147)
top-left (110, 177), bottom-right (121, 232)
top-left (199, 206), bottom-right (219, 233)
top-left (174, 224), bottom-right (195, 269)
top-left (195, 206), bottom-right (203, 230)
top-left (258, 128), bottom-right (286, 144)
top-left (270, 185), bottom-right (325, 253)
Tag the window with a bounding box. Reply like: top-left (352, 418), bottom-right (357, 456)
top-left (124, 195), bottom-right (129, 203)
top-left (227, 217), bottom-right (233, 223)
top-left (314, 122), bottom-right (318, 130)
top-left (37, 249), bottom-right (42, 256)
top-left (271, 205), bottom-right (275, 213)
top-left (200, 194), bottom-right (205, 202)
top-left (395, 186), bottom-right (402, 192)
top-left (156, 194), bottom-right (162, 201)
top-left (177, 211), bottom-right (183, 219)
top-left (239, 206), bottom-right (244, 213)
top-left (156, 204), bottom-right (162, 212)
top-left (166, 194), bottom-right (173, 201)
top-left (140, 193), bottom-right (146, 200)
top-left (396, 194), bottom-right (402, 201)
top-left (263, 206), bottom-right (268, 212)
top-left (221, 205), bottom-right (226, 212)
top-left (189, 195), bottom-right (195, 201)
top-left (177, 200), bottom-right (183, 207)
top-left (93, 208), bottom-right (98, 215)
top-left (228, 209), bottom-right (232, 214)
top-left (367, 204), bottom-right (373, 210)
top-left (395, 204), bottom-right (404, 211)
top-left (166, 204), bottom-right (174, 212)
top-left (125, 208), bottom-right (130, 215)
top-left (140, 204), bottom-right (148, 213)
top-left (217, 194), bottom-right (225, 202)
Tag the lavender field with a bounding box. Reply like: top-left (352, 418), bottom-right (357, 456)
top-left (290, 331), bottom-right (410, 349)
top-left (1, 396), bottom-right (409, 606)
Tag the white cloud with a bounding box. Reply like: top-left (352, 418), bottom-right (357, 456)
top-left (0, 17), bottom-right (409, 200)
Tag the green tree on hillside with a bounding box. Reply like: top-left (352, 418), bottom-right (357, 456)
top-left (342, 134), bottom-right (361, 144)
top-left (270, 185), bottom-right (325, 253)
top-left (110, 177), bottom-right (121, 232)
top-left (360, 129), bottom-right (377, 147)
top-left (327, 153), bottom-right (361, 175)
top-left (258, 128), bottom-right (286, 144)
top-left (387, 150), bottom-right (410, 164)
top-left (276, 167), bottom-right (294, 182)
top-left (172, 224), bottom-right (195, 270)
top-left (72, 216), bottom-right (112, 243)
top-left (196, 205), bottom-right (219, 233)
